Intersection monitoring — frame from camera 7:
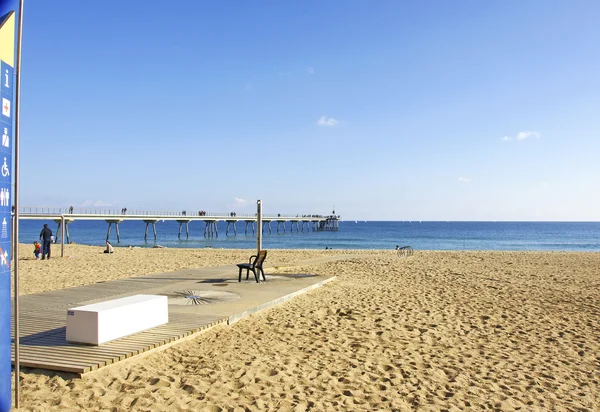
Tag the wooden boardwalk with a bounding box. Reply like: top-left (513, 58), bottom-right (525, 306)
top-left (10, 260), bottom-right (341, 375)
top-left (11, 310), bottom-right (224, 374)
top-left (10, 268), bottom-right (235, 375)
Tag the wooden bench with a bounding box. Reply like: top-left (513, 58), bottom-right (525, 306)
top-left (66, 294), bottom-right (168, 345)
top-left (237, 250), bottom-right (268, 283)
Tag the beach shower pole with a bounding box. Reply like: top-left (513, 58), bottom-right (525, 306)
top-left (12, 0), bottom-right (25, 407)
top-left (256, 200), bottom-right (262, 253)
top-left (60, 215), bottom-right (65, 257)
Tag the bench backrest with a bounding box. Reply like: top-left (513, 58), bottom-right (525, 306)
top-left (254, 250), bottom-right (268, 267)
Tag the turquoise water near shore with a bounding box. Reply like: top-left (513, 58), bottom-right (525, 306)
top-left (17, 220), bottom-right (600, 251)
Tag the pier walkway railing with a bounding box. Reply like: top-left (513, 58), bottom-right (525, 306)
top-left (17, 207), bottom-right (330, 221)
top-left (16, 207), bottom-right (341, 245)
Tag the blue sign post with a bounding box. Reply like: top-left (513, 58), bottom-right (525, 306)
top-left (0, 1), bottom-right (17, 410)
top-left (0, 58), bottom-right (12, 412)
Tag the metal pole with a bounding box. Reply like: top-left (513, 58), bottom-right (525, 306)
top-left (13, 0), bottom-right (25, 407)
top-left (60, 215), bottom-right (65, 257)
top-left (256, 200), bottom-right (262, 254)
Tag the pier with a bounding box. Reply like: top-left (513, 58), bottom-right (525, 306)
top-left (16, 207), bottom-right (340, 244)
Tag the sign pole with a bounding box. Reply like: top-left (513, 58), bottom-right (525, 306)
top-left (256, 200), bottom-right (262, 254)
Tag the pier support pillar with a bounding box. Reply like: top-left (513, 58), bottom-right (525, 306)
top-left (204, 220), bottom-right (218, 238)
top-left (244, 220), bottom-right (255, 235)
top-left (226, 220), bottom-right (237, 236)
top-left (276, 220), bottom-right (287, 233)
top-left (54, 218), bottom-right (74, 244)
top-left (262, 220), bottom-right (272, 234)
top-left (105, 219), bottom-right (123, 243)
top-left (177, 220), bottom-right (191, 239)
top-left (143, 220), bottom-right (158, 243)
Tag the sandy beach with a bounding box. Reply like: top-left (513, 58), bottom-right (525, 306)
top-left (11, 244), bottom-right (600, 411)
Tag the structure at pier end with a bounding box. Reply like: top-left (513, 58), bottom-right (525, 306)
top-left (319, 207), bottom-right (340, 231)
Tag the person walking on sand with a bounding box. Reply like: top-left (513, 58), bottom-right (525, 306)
top-left (39, 224), bottom-right (53, 260)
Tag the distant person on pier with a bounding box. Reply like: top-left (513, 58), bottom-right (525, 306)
top-left (104, 240), bottom-right (114, 254)
top-left (39, 224), bottom-right (53, 260)
top-left (69, 205), bottom-right (74, 214)
top-left (33, 241), bottom-right (41, 259)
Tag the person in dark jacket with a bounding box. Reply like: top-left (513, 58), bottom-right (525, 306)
top-left (39, 224), bottom-right (53, 260)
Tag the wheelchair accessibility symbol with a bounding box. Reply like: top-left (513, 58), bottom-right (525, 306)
top-left (1, 158), bottom-right (8, 177)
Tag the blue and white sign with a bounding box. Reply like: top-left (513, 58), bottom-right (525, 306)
top-left (0, 0), bottom-right (16, 409)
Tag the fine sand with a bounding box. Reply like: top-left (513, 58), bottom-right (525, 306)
top-left (11, 244), bottom-right (600, 411)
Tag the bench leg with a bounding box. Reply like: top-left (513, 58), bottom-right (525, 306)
top-left (252, 268), bottom-right (259, 283)
top-left (259, 268), bottom-right (266, 281)
top-left (238, 267), bottom-right (243, 282)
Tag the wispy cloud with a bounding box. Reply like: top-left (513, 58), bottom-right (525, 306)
top-left (80, 200), bottom-right (113, 207)
top-left (516, 131), bottom-right (540, 140)
top-left (245, 82), bottom-right (253, 90)
top-left (457, 177), bottom-right (471, 183)
top-left (502, 131), bottom-right (541, 141)
top-left (317, 115), bottom-right (339, 127)
top-left (227, 197), bottom-right (249, 212)
top-left (307, 66), bottom-right (315, 75)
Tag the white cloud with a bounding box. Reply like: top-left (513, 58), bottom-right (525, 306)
top-left (245, 82), bottom-right (252, 90)
top-left (457, 177), bottom-right (471, 183)
top-left (80, 200), bottom-right (113, 207)
top-left (502, 131), bottom-right (541, 141)
top-left (317, 115), bottom-right (339, 127)
top-left (234, 197), bottom-right (247, 206)
top-left (307, 66), bottom-right (315, 75)
top-left (516, 131), bottom-right (540, 140)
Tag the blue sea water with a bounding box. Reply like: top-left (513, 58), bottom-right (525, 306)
top-left (16, 220), bottom-right (600, 251)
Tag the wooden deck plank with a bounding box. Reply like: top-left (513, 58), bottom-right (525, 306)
top-left (9, 264), bottom-right (244, 374)
top-left (13, 341), bottom-right (133, 360)
top-left (11, 316), bottom-right (224, 373)
top-left (16, 360), bottom-right (88, 374)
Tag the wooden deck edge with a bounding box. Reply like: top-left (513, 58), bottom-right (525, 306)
top-left (227, 276), bottom-right (337, 325)
top-left (80, 318), bottom-right (228, 377)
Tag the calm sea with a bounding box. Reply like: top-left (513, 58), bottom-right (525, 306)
top-left (16, 220), bottom-right (600, 252)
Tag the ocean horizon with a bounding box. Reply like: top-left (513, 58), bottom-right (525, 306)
top-left (16, 220), bottom-right (600, 252)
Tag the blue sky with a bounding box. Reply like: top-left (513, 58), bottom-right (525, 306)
top-left (16, 0), bottom-right (600, 220)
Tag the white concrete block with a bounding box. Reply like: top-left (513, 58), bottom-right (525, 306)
top-left (66, 294), bottom-right (168, 345)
